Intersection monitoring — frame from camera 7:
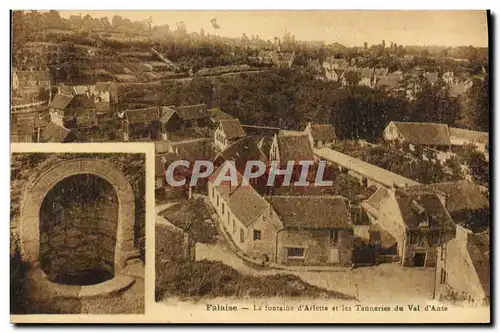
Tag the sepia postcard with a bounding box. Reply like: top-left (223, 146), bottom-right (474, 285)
top-left (10, 10), bottom-right (490, 324)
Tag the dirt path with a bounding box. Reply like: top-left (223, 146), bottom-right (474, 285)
top-left (195, 241), bottom-right (435, 302)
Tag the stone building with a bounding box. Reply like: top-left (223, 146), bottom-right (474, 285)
top-left (49, 93), bottom-right (98, 129)
top-left (304, 122), bottom-right (337, 148)
top-left (208, 164), bottom-right (354, 266)
top-left (383, 121), bottom-right (452, 152)
top-left (214, 118), bottom-right (246, 151)
top-left (361, 186), bottom-right (456, 267)
top-left (122, 107), bottom-right (161, 141)
top-left (435, 225), bottom-right (489, 306)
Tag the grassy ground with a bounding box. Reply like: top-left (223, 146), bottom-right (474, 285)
top-left (159, 198), bottom-right (218, 244)
top-left (156, 259), bottom-right (355, 302)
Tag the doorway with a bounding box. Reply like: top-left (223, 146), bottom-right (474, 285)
top-left (413, 252), bottom-right (426, 267)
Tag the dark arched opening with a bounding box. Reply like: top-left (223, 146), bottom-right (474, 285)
top-left (39, 174), bottom-right (119, 286)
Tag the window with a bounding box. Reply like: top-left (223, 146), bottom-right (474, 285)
top-left (253, 230), bottom-right (262, 241)
top-left (217, 194), bottom-right (219, 207)
top-left (240, 229), bottom-right (245, 243)
top-left (329, 230), bottom-right (339, 245)
top-left (212, 187), bottom-right (215, 198)
top-left (287, 247), bottom-right (305, 259)
top-left (232, 220), bottom-right (236, 234)
top-left (222, 203), bottom-right (225, 215)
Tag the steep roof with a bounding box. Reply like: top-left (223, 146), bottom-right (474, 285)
top-left (361, 187), bottom-right (391, 218)
top-left (396, 194), bottom-right (455, 231)
top-left (49, 94), bottom-right (73, 110)
top-left (175, 104), bottom-right (209, 121)
top-left (209, 107), bottom-right (234, 123)
top-left (266, 196), bottom-right (352, 229)
top-left (371, 223), bottom-right (398, 248)
top-left (72, 94), bottom-right (95, 109)
top-left (228, 185), bottom-right (269, 227)
top-left (276, 134), bottom-right (314, 162)
top-left (124, 107), bottom-right (160, 124)
top-left (159, 106), bottom-right (177, 123)
top-left (171, 138), bottom-right (214, 162)
top-left (406, 180), bottom-right (489, 214)
top-left (467, 229), bottom-right (490, 297)
top-left (219, 119), bottom-right (246, 139)
top-left (376, 73), bottom-right (402, 90)
top-left (215, 136), bottom-right (267, 173)
top-left (38, 122), bottom-right (72, 142)
top-left (308, 124), bottom-right (337, 142)
top-left (391, 121), bottom-right (451, 146)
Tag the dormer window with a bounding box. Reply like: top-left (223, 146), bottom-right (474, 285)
top-left (410, 200), bottom-right (425, 215)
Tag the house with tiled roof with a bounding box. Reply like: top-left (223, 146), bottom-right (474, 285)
top-left (361, 187), bottom-right (456, 267)
top-left (383, 121), bottom-right (451, 151)
top-left (208, 164), bottom-right (275, 261)
top-left (213, 136), bottom-right (267, 183)
top-left (304, 122), bottom-right (337, 148)
top-left (266, 196), bottom-right (354, 266)
top-left (208, 162), bottom-right (354, 266)
top-left (160, 104), bottom-right (210, 132)
top-left (93, 81), bottom-right (114, 109)
top-left (49, 93), bottom-right (97, 129)
top-left (435, 226), bottom-right (490, 306)
top-left (214, 119), bottom-right (246, 151)
top-left (268, 133), bottom-right (315, 185)
top-left (357, 67), bottom-right (376, 88)
top-left (405, 180), bottom-right (489, 233)
top-left (13, 69), bottom-right (53, 97)
top-left (375, 71), bottom-right (404, 92)
top-left (269, 133), bottom-right (314, 165)
top-left (122, 106), bottom-right (162, 141)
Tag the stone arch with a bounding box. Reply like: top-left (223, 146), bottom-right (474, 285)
top-left (20, 158), bottom-right (139, 274)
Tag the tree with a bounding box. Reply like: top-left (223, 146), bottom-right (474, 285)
top-left (112, 15), bottom-right (123, 29)
top-left (344, 71), bottom-right (361, 88)
top-left (410, 79), bottom-right (460, 126)
top-left (100, 17), bottom-right (111, 30)
top-left (467, 74), bottom-right (489, 131)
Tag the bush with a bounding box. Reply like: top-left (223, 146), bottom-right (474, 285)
top-left (10, 234), bottom-right (30, 314)
top-left (155, 259), bottom-right (356, 302)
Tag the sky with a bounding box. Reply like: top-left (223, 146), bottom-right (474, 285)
top-left (58, 10), bottom-right (489, 47)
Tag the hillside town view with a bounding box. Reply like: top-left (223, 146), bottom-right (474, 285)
top-left (10, 11), bottom-right (489, 309)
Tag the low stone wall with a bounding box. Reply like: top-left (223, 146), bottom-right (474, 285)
top-left (26, 267), bottom-right (137, 314)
